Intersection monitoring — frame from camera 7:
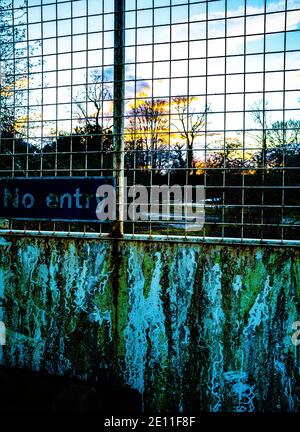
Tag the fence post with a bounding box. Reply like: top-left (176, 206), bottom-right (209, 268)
top-left (113, 0), bottom-right (125, 237)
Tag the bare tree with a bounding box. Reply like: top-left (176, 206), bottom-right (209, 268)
top-left (205, 137), bottom-right (247, 169)
top-left (0, 0), bottom-right (32, 135)
top-left (251, 99), bottom-right (300, 168)
top-left (172, 96), bottom-right (210, 173)
top-left (250, 99), bottom-right (272, 169)
top-left (74, 69), bottom-right (113, 132)
top-left (125, 99), bottom-right (169, 171)
top-left (0, 1), bottom-right (40, 173)
top-left (268, 119), bottom-right (300, 147)
top-left (172, 142), bottom-right (186, 169)
top-left (69, 69), bottom-right (114, 172)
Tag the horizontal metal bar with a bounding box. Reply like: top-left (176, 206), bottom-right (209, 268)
top-left (0, 229), bottom-right (299, 247)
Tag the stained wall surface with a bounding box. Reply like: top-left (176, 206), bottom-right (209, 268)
top-left (0, 235), bottom-right (299, 412)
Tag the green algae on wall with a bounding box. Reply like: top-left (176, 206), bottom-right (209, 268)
top-left (0, 236), bottom-right (299, 412)
top-left (0, 238), bottom-right (116, 379)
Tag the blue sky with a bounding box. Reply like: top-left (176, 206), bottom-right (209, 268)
top-left (10, 0), bottom-right (300, 149)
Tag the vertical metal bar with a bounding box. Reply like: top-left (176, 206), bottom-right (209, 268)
top-left (113, 0), bottom-right (125, 237)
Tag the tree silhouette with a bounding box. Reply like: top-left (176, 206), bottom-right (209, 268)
top-left (0, 0), bottom-right (38, 176)
top-left (268, 120), bottom-right (300, 148)
top-left (172, 96), bottom-right (209, 174)
top-left (125, 98), bottom-right (169, 173)
top-left (73, 69), bottom-right (113, 133)
top-left (51, 69), bottom-right (115, 176)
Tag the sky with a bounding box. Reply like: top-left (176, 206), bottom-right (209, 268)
top-left (7, 0), bottom-right (300, 151)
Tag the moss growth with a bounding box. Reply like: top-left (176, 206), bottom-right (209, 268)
top-left (116, 246), bottom-right (130, 357)
top-left (240, 254), bottom-right (267, 321)
top-left (142, 251), bottom-right (156, 299)
top-left (1, 237), bottom-right (300, 411)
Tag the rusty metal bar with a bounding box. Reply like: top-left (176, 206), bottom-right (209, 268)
top-left (0, 229), bottom-right (300, 248)
top-left (113, 0), bottom-right (125, 237)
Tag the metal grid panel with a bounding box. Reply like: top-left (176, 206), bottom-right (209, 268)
top-left (0, 0), bottom-right (300, 242)
top-left (0, 0), bottom-right (115, 234)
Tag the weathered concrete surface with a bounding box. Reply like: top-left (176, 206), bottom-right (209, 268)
top-left (0, 236), bottom-right (299, 412)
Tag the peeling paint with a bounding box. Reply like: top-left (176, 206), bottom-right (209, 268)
top-left (224, 371), bottom-right (256, 412)
top-left (124, 249), bottom-right (168, 397)
top-left (0, 237), bottom-right (299, 412)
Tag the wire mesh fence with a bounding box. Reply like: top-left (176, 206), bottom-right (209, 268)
top-left (0, 0), bottom-right (299, 242)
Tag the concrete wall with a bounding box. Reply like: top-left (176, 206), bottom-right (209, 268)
top-left (0, 235), bottom-right (299, 412)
